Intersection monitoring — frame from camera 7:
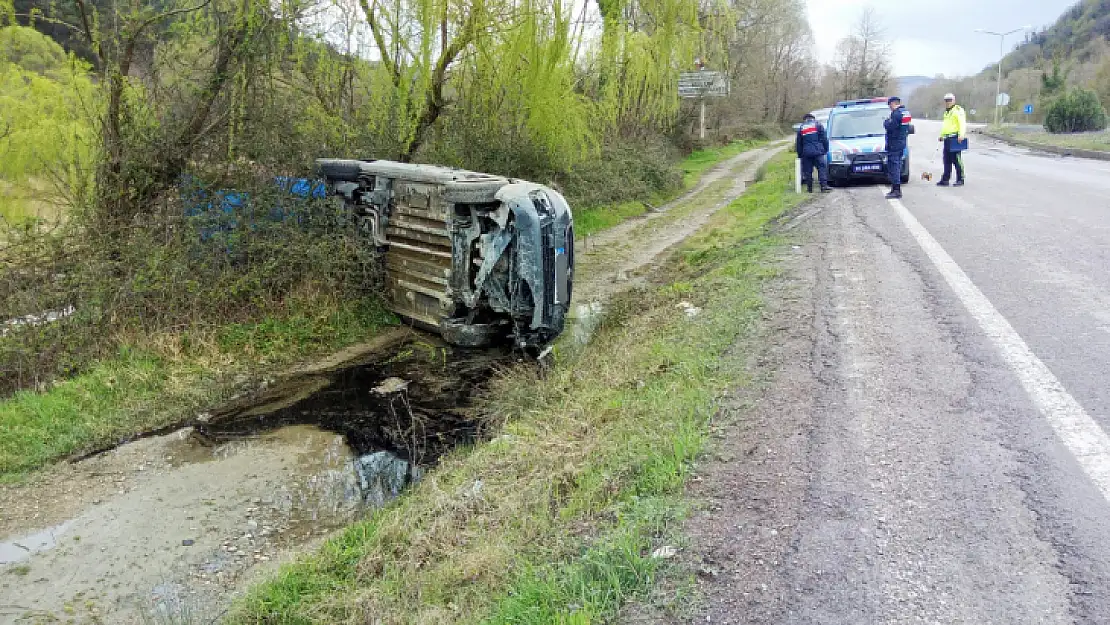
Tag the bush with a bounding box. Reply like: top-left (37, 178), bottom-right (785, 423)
top-left (1044, 88), bottom-right (1109, 133)
top-left (557, 137), bottom-right (682, 209)
top-left (0, 172), bottom-right (381, 396)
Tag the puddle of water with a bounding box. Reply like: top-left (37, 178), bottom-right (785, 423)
top-left (149, 337), bottom-right (511, 525)
top-left (0, 340), bottom-right (515, 623)
top-left (197, 339), bottom-right (504, 467)
top-left (0, 519), bottom-right (73, 565)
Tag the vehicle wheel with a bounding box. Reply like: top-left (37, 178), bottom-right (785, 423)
top-left (316, 159), bottom-right (364, 182)
top-left (439, 318), bottom-right (508, 347)
top-left (443, 181), bottom-right (507, 205)
top-left (901, 159), bottom-right (911, 184)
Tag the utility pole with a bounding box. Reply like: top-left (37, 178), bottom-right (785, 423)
top-left (975, 26), bottom-right (1031, 126)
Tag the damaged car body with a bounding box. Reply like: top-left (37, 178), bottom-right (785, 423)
top-left (316, 159), bottom-right (574, 348)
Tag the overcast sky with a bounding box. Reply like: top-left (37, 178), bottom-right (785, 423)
top-left (805, 0), bottom-right (1080, 78)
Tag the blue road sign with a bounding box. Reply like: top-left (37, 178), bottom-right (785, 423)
top-left (1024, 104), bottom-right (1034, 114)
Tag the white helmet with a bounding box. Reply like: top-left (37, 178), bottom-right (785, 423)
top-left (944, 93), bottom-right (956, 101)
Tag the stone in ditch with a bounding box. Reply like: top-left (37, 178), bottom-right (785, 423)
top-left (354, 451), bottom-right (422, 507)
top-left (372, 377), bottom-right (410, 395)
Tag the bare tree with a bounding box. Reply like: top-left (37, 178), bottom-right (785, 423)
top-left (832, 8), bottom-right (894, 100)
top-left (706, 0), bottom-right (816, 125)
top-left (69, 0), bottom-right (279, 253)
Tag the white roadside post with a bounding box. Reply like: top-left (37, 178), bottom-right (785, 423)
top-left (679, 67), bottom-right (728, 141)
top-left (795, 157), bottom-right (802, 194)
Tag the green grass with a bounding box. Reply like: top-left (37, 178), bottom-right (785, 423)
top-left (0, 299), bottom-right (395, 480)
top-left (680, 139), bottom-right (766, 188)
top-left (992, 125), bottom-right (1110, 153)
top-left (573, 200), bottom-right (657, 238)
top-left (229, 152), bottom-right (806, 624)
top-left (0, 140), bottom-right (767, 483)
top-left (572, 139), bottom-right (767, 238)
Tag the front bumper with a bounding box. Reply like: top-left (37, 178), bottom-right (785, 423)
top-left (830, 157), bottom-right (890, 181)
top-left (494, 184), bottom-right (574, 345)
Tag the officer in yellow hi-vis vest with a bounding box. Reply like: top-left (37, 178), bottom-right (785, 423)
top-left (938, 93), bottom-right (968, 187)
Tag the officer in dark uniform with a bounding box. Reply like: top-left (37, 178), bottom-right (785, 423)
top-left (883, 95), bottom-right (911, 199)
top-left (795, 113), bottom-right (831, 193)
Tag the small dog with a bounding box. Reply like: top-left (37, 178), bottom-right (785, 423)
top-left (921, 172), bottom-right (934, 181)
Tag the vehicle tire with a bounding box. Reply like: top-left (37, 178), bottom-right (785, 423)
top-left (443, 181), bottom-right (507, 205)
top-left (439, 318), bottom-right (508, 347)
top-left (901, 158), bottom-right (911, 184)
top-left (316, 159), bottom-right (365, 182)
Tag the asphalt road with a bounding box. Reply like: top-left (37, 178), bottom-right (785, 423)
top-left (685, 121), bottom-right (1110, 624)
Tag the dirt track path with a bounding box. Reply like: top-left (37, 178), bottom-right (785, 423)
top-left (574, 142), bottom-right (786, 308)
top-left (0, 143), bottom-right (786, 624)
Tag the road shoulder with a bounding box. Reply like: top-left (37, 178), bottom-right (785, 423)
top-left (618, 206), bottom-right (821, 624)
top-left (978, 128), bottom-right (1110, 161)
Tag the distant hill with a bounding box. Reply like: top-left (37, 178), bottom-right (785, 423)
top-left (1000, 0), bottom-right (1110, 76)
top-left (907, 0), bottom-right (1110, 123)
top-left (897, 76), bottom-right (935, 99)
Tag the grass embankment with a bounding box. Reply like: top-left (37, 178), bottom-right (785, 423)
top-left (230, 152), bottom-right (807, 624)
top-left (573, 139), bottom-right (767, 237)
top-left (0, 139), bottom-right (769, 481)
top-left (991, 125), bottom-right (1110, 153)
top-left (0, 300), bottom-right (396, 481)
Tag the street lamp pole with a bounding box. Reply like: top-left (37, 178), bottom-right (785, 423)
top-left (976, 26), bottom-right (1031, 126)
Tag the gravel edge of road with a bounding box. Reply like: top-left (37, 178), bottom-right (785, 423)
top-left (977, 128), bottom-right (1110, 162)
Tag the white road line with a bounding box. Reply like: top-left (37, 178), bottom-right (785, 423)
top-left (885, 192), bottom-right (1110, 501)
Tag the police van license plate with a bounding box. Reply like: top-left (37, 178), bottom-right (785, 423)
top-left (852, 163), bottom-right (884, 173)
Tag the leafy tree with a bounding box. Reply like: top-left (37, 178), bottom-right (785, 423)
top-left (1044, 86), bottom-right (1108, 132)
top-left (0, 25), bottom-right (95, 190)
top-left (1041, 61), bottom-right (1068, 97)
top-left (1096, 54), bottom-right (1110, 110)
top-left (0, 22), bottom-right (67, 72)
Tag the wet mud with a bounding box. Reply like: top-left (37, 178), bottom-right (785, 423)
top-left (196, 338), bottom-right (506, 465)
top-left (0, 338), bottom-right (511, 623)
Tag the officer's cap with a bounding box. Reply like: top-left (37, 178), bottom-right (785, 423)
top-left (887, 96), bottom-right (901, 104)
top-left (803, 113), bottom-right (816, 121)
top-left (943, 93), bottom-right (956, 101)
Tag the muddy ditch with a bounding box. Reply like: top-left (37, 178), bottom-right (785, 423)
top-left (0, 338), bottom-right (518, 623)
top-left (65, 337), bottom-right (512, 490)
top-left (0, 145), bottom-right (784, 623)
top-left (196, 339), bottom-right (505, 464)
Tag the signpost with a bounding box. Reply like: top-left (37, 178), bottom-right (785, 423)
top-left (996, 92), bottom-right (1011, 107)
top-left (679, 70), bottom-right (730, 140)
top-left (1024, 104), bottom-right (1034, 115)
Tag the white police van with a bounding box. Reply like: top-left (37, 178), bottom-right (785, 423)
top-left (824, 97), bottom-right (914, 186)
